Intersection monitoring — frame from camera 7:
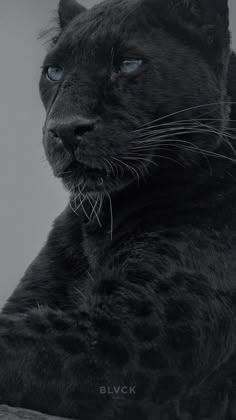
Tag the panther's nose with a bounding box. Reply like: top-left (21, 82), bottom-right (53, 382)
top-left (47, 116), bottom-right (99, 151)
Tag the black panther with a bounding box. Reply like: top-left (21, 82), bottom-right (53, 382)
top-left (1, 0), bottom-right (236, 418)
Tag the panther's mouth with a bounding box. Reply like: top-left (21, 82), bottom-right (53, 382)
top-left (61, 160), bottom-right (111, 181)
top-left (59, 155), bottom-right (134, 194)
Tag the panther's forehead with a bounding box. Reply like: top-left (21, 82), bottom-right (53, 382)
top-left (43, 0), bottom-right (149, 69)
top-left (57, 0), bottom-right (141, 51)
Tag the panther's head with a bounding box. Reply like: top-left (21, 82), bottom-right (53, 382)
top-left (40, 0), bottom-right (230, 197)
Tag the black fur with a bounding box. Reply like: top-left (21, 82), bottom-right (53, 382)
top-left (1, 0), bottom-right (236, 418)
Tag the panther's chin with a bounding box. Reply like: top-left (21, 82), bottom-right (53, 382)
top-left (61, 160), bottom-right (132, 195)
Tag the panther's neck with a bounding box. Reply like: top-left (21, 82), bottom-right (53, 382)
top-left (79, 153), bottom-right (236, 270)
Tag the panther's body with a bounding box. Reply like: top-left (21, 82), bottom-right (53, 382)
top-left (1, 0), bottom-right (236, 419)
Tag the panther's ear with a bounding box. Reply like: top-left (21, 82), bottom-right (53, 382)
top-left (58, 0), bottom-right (86, 28)
top-left (173, 0), bottom-right (229, 43)
top-left (143, 0), bottom-right (229, 49)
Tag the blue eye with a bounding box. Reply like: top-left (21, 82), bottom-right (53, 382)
top-left (46, 66), bottom-right (64, 82)
top-left (119, 59), bottom-right (143, 74)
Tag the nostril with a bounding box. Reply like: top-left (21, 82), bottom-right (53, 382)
top-left (74, 116), bottom-right (99, 137)
top-left (75, 122), bottom-right (95, 137)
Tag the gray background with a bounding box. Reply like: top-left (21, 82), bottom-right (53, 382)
top-left (0, 0), bottom-right (235, 307)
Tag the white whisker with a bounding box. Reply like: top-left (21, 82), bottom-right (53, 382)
top-left (135, 101), bottom-right (236, 130)
top-left (111, 156), bottom-right (141, 184)
top-left (86, 192), bottom-right (102, 228)
top-left (107, 191), bottom-right (113, 241)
